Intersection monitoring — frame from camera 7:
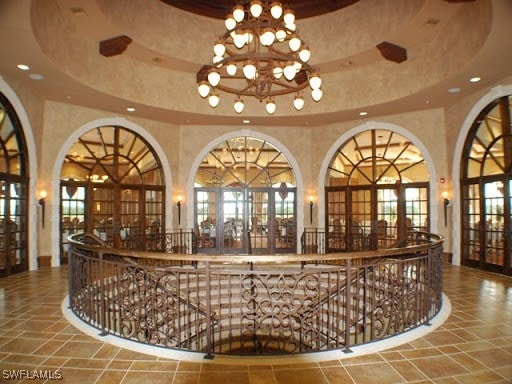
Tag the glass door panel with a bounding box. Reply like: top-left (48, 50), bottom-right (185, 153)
top-left (0, 182), bottom-right (27, 273)
top-left (483, 181), bottom-right (504, 267)
top-left (92, 187), bottom-right (114, 245)
top-left (196, 189), bottom-right (218, 251)
top-left (61, 184), bottom-right (86, 263)
top-left (248, 190), bottom-right (269, 254)
top-left (222, 189), bottom-right (245, 253)
top-left (120, 188), bottom-right (140, 248)
top-left (376, 187), bottom-right (398, 248)
top-left (350, 188), bottom-right (371, 251)
top-left (275, 189), bottom-right (296, 252)
top-left (462, 183), bottom-right (481, 263)
top-left (326, 189), bottom-right (347, 252)
top-left (405, 186), bottom-right (429, 231)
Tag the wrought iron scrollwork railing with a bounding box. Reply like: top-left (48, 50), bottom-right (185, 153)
top-left (67, 232), bottom-right (444, 357)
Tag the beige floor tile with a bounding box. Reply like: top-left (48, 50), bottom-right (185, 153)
top-left (0, 263), bottom-right (510, 384)
top-left (411, 355), bottom-right (469, 380)
top-left (273, 367), bottom-right (328, 384)
top-left (344, 362), bottom-right (403, 384)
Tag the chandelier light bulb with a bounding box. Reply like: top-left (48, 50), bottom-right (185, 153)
top-left (283, 62), bottom-right (296, 81)
top-left (249, 0), bottom-right (263, 18)
top-left (293, 95), bottom-right (304, 110)
top-left (273, 65), bottom-right (283, 79)
top-left (234, 98), bottom-right (245, 113)
top-left (299, 45), bottom-right (311, 62)
top-left (275, 29), bottom-right (286, 42)
top-left (208, 70), bottom-right (221, 87)
top-left (270, 2), bottom-right (283, 19)
top-left (197, 81), bottom-right (210, 98)
top-left (225, 14), bottom-right (236, 31)
top-left (283, 9), bottom-right (295, 25)
top-left (266, 99), bottom-right (276, 114)
top-left (226, 63), bottom-right (237, 76)
top-left (285, 23), bottom-right (296, 32)
top-left (213, 55), bottom-right (224, 66)
top-left (309, 73), bottom-right (322, 90)
top-left (243, 61), bottom-right (257, 79)
top-left (311, 88), bottom-right (323, 102)
top-left (232, 4), bottom-right (245, 22)
top-left (289, 35), bottom-right (301, 52)
top-left (208, 92), bottom-right (220, 108)
top-left (213, 40), bottom-right (226, 57)
top-left (233, 33), bottom-right (246, 49)
top-left (260, 28), bottom-right (275, 47)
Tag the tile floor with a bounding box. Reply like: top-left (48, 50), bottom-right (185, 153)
top-left (0, 263), bottom-right (511, 384)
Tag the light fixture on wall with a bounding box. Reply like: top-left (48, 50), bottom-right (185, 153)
top-left (176, 195), bottom-right (183, 226)
top-left (197, 0), bottom-right (322, 114)
top-left (38, 190), bottom-right (47, 228)
top-left (442, 191), bottom-right (450, 227)
top-left (309, 195), bottom-right (314, 225)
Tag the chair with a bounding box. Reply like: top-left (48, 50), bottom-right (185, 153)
top-left (377, 219), bottom-right (388, 247)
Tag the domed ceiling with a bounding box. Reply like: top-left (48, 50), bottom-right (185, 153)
top-left (160, 0), bottom-right (359, 19)
top-left (0, 0), bottom-right (511, 127)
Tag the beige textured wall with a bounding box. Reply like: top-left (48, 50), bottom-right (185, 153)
top-left (17, 79), bottom-right (512, 263)
top-left (35, 100), bottom-right (452, 259)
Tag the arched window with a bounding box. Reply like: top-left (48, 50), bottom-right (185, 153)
top-left (60, 126), bottom-right (164, 262)
top-left (194, 136), bottom-right (296, 254)
top-left (460, 95), bottom-right (512, 276)
top-left (0, 93), bottom-right (29, 277)
top-left (325, 129), bottom-right (430, 251)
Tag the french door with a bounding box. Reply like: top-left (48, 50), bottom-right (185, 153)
top-left (195, 187), bottom-right (296, 254)
top-left (60, 181), bottom-right (164, 262)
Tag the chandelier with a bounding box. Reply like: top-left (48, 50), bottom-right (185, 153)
top-left (196, 0), bottom-right (323, 114)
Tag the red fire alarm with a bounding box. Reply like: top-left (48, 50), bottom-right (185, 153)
top-left (440, 177), bottom-right (445, 184)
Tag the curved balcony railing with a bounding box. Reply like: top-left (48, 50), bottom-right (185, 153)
top-left (67, 231), bottom-right (444, 357)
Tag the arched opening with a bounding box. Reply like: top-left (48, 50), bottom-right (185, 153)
top-left (460, 95), bottom-right (512, 276)
top-left (0, 93), bottom-right (29, 277)
top-left (325, 129), bottom-right (430, 252)
top-left (194, 136), bottom-right (296, 254)
top-left (59, 125), bottom-right (165, 263)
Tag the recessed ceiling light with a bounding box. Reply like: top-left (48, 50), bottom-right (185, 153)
top-left (447, 87), bottom-right (460, 94)
top-left (359, 111), bottom-right (368, 116)
top-left (242, 119), bottom-right (251, 124)
top-left (469, 76), bottom-right (481, 83)
top-left (126, 107), bottom-right (136, 112)
top-left (17, 64), bottom-right (29, 71)
top-left (29, 73), bottom-right (44, 80)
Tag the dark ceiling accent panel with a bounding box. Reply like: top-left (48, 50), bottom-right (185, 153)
top-left (376, 41), bottom-right (407, 64)
top-left (160, 0), bottom-right (359, 20)
top-left (99, 35), bottom-right (133, 57)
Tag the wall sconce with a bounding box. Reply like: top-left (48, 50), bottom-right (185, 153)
top-left (38, 190), bottom-right (47, 228)
top-left (176, 195), bottom-right (183, 226)
top-left (442, 191), bottom-right (450, 227)
top-left (309, 195), bottom-right (314, 225)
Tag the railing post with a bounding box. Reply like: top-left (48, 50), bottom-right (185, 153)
top-left (67, 247), bottom-right (73, 310)
top-left (98, 251), bottom-right (107, 336)
top-left (343, 257), bottom-right (353, 353)
top-left (204, 261), bottom-right (214, 359)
